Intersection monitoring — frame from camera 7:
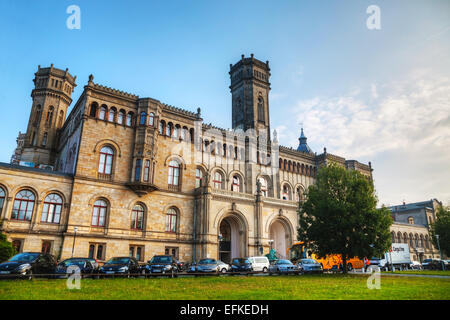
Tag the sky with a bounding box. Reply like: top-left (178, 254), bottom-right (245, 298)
top-left (0, 0), bottom-right (448, 206)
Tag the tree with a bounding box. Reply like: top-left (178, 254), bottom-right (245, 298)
top-left (429, 205), bottom-right (450, 258)
top-left (0, 222), bottom-right (16, 263)
top-left (298, 164), bottom-right (392, 273)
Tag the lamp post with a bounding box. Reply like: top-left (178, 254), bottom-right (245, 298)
top-left (436, 234), bottom-right (444, 270)
top-left (71, 226), bottom-right (78, 258)
top-left (268, 239), bottom-right (274, 250)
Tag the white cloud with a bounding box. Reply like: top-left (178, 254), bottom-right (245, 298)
top-left (280, 69), bottom-right (450, 205)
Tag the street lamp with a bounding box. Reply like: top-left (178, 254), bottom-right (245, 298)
top-left (268, 239), bottom-right (274, 250)
top-left (71, 226), bottom-right (78, 258)
top-left (436, 234), bottom-right (444, 271)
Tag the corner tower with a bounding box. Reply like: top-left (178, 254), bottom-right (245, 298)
top-left (230, 54), bottom-right (271, 138)
top-left (21, 65), bottom-right (76, 167)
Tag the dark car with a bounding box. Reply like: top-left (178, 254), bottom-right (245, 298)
top-left (145, 255), bottom-right (180, 275)
top-left (0, 252), bottom-right (57, 279)
top-left (230, 258), bottom-right (253, 273)
top-left (55, 258), bottom-right (97, 278)
top-left (99, 257), bottom-right (140, 277)
top-left (422, 259), bottom-right (445, 270)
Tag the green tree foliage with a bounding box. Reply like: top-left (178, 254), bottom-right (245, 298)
top-left (298, 164), bottom-right (392, 273)
top-left (0, 230), bottom-right (16, 263)
top-left (429, 205), bottom-right (450, 257)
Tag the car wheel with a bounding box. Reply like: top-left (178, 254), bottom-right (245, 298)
top-left (221, 268), bottom-right (227, 274)
top-left (262, 267), bottom-right (268, 273)
top-left (25, 269), bottom-right (33, 281)
top-left (347, 263), bottom-right (353, 271)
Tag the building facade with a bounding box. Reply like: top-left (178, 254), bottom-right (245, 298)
top-left (389, 200), bottom-right (444, 262)
top-left (0, 55), bottom-right (374, 264)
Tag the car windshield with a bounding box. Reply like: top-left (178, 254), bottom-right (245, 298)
top-left (9, 253), bottom-right (40, 263)
top-left (301, 259), bottom-right (317, 264)
top-left (60, 259), bottom-right (87, 267)
top-left (150, 256), bottom-right (172, 264)
top-left (277, 260), bottom-right (293, 265)
top-left (106, 257), bottom-right (130, 264)
top-left (423, 259), bottom-right (432, 263)
top-left (199, 259), bottom-right (216, 264)
top-left (233, 258), bottom-right (249, 264)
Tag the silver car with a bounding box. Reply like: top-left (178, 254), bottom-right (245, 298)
top-left (298, 259), bottom-right (323, 274)
top-left (194, 259), bottom-right (230, 273)
top-left (268, 259), bottom-right (298, 275)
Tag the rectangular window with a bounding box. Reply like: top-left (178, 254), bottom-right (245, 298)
top-left (165, 247), bottom-right (179, 260)
top-left (135, 159), bottom-right (142, 182)
top-left (12, 239), bottom-right (23, 253)
top-left (88, 243), bottom-right (106, 260)
top-left (41, 240), bottom-right (52, 254)
top-left (144, 160), bottom-right (150, 182)
top-left (130, 245), bottom-right (145, 262)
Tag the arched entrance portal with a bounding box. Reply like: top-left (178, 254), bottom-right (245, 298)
top-left (219, 215), bottom-right (246, 263)
top-left (269, 219), bottom-right (292, 259)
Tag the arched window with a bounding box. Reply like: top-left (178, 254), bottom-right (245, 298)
top-left (46, 106), bottom-right (54, 125)
top-left (159, 120), bottom-right (165, 135)
top-left (117, 110), bottom-right (125, 125)
top-left (168, 160), bottom-right (180, 186)
top-left (108, 108), bottom-right (116, 122)
top-left (213, 171), bottom-right (224, 189)
top-left (166, 123), bottom-right (173, 137)
top-left (165, 207), bottom-right (178, 233)
top-left (0, 187), bottom-right (5, 216)
top-left (131, 204), bottom-right (144, 230)
top-left (34, 105), bottom-right (42, 125)
top-left (41, 193), bottom-right (63, 224)
top-left (140, 112), bottom-right (146, 125)
top-left (232, 175), bottom-right (241, 192)
top-left (282, 184), bottom-right (291, 200)
top-left (98, 146), bottom-right (114, 175)
top-left (91, 199), bottom-right (107, 227)
top-left (89, 102), bottom-right (98, 117)
top-left (258, 177), bottom-right (268, 197)
top-left (257, 97), bottom-right (264, 122)
top-left (126, 112), bottom-right (133, 126)
top-left (195, 168), bottom-right (203, 188)
top-left (58, 110), bottom-right (64, 128)
top-left (391, 232), bottom-right (396, 243)
top-left (148, 113), bottom-right (155, 126)
top-left (11, 190), bottom-right (35, 221)
top-left (99, 106), bottom-right (107, 120)
top-left (181, 127), bottom-right (187, 140)
top-left (174, 125), bottom-right (180, 139)
top-left (296, 187), bottom-right (303, 201)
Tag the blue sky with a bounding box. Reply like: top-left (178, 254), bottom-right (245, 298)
top-left (0, 0), bottom-right (449, 205)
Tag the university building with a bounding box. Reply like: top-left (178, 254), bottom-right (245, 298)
top-left (0, 55), bottom-right (374, 264)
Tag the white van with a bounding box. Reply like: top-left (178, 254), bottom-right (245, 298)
top-left (247, 256), bottom-right (270, 272)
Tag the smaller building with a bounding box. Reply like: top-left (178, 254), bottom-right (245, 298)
top-left (389, 199), bottom-right (444, 262)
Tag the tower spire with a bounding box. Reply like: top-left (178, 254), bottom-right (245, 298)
top-left (297, 127), bottom-right (313, 154)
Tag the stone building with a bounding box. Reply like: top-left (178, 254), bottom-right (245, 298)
top-left (389, 199), bottom-right (444, 262)
top-left (0, 55), bottom-right (373, 264)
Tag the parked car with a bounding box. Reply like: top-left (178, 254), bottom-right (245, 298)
top-left (268, 259), bottom-right (298, 275)
top-left (230, 258), bottom-right (253, 273)
top-left (191, 259), bottom-right (230, 273)
top-left (297, 259), bottom-right (323, 274)
top-left (422, 259), bottom-right (445, 270)
top-left (0, 252), bottom-right (57, 279)
top-left (87, 258), bottom-right (100, 270)
top-left (409, 261), bottom-right (422, 270)
top-left (443, 260), bottom-right (450, 271)
top-left (55, 258), bottom-right (97, 278)
top-left (145, 255), bottom-right (180, 274)
top-left (99, 257), bottom-right (140, 277)
top-left (247, 256), bottom-right (270, 272)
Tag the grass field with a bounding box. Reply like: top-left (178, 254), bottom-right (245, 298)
top-left (0, 274), bottom-right (449, 300)
top-left (382, 270), bottom-right (450, 276)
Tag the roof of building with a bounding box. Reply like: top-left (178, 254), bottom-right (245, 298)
top-left (389, 200), bottom-right (435, 213)
top-left (0, 162), bottom-right (73, 178)
top-left (296, 128), bottom-right (314, 154)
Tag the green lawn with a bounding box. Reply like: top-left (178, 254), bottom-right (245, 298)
top-left (382, 270), bottom-right (450, 276)
top-left (0, 274), bottom-right (449, 300)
